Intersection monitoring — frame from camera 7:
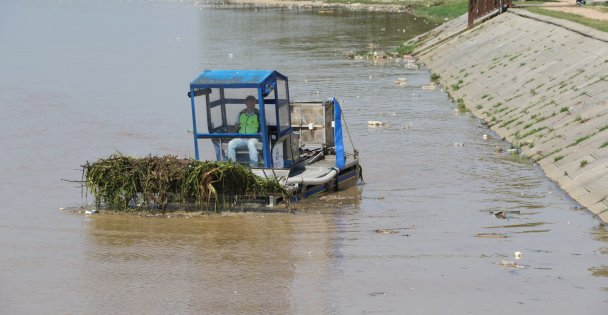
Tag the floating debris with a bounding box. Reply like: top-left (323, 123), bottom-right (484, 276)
top-left (499, 260), bottom-right (524, 268)
top-left (492, 210), bottom-right (507, 219)
top-left (369, 291), bottom-right (385, 296)
top-left (514, 251), bottom-right (523, 259)
top-left (368, 121), bottom-right (385, 126)
top-left (375, 229), bottom-right (400, 234)
top-left (401, 122), bottom-right (414, 130)
top-left (421, 82), bottom-right (437, 90)
top-left (395, 77), bottom-right (408, 87)
top-left (475, 233), bottom-right (508, 239)
top-left (485, 222), bottom-right (548, 229)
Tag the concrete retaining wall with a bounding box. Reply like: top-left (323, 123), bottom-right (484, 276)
top-left (415, 9), bottom-right (608, 222)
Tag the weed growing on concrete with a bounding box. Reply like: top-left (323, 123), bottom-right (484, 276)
top-left (509, 54), bottom-right (521, 61)
top-left (560, 107), bottom-right (569, 113)
top-left (451, 79), bottom-right (463, 91)
top-left (600, 141), bottom-right (608, 149)
top-left (431, 73), bottom-right (440, 82)
top-left (519, 127), bottom-right (547, 139)
top-left (456, 98), bottom-right (467, 112)
top-left (568, 134), bottom-right (591, 147)
top-left (575, 115), bottom-right (590, 123)
top-left (505, 94), bottom-right (523, 102)
top-left (545, 148), bottom-right (563, 158)
top-left (580, 160), bottom-right (588, 168)
top-left (554, 155), bottom-right (564, 162)
top-left (530, 89), bottom-right (537, 96)
top-left (500, 117), bottom-right (518, 128)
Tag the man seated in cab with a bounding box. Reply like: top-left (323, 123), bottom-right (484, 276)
top-left (227, 95), bottom-right (260, 167)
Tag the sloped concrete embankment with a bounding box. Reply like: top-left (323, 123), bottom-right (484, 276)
top-left (415, 9), bottom-right (608, 222)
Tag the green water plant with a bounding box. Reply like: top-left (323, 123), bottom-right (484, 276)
top-left (83, 154), bottom-right (287, 212)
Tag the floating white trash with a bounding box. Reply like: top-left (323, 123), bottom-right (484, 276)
top-left (368, 121), bottom-right (385, 126)
top-left (421, 82), bottom-right (437, 90)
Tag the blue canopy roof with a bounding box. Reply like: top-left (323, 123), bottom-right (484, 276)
top-left (190, 70), bottom-right (285, 88)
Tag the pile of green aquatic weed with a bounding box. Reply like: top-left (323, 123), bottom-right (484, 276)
top-left (83, 154), bottom-right (287, 212)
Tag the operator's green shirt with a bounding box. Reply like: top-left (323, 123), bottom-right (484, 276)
top-left (236, 109), bottom-right (260, 134)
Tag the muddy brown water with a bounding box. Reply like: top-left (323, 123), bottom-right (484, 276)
top-left (0, 1), bottom-right (606, 314)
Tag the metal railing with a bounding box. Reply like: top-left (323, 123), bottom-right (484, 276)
top-left (468, 0), bottom-right (512, 28)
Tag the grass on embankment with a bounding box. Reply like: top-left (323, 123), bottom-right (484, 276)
top-left (525, 7), bottom-right (608, 32)
top-left (414, 0), bottom-right (468, 23)
top-left (321, 0), bottom-right (468, 23)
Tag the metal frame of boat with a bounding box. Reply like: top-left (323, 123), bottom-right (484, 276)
top-left (188, 69), bottom-right (361, 204)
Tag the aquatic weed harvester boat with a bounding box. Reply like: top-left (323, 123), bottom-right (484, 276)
top-left (83, 70), bottom-right (361, 212)
top-left (188, 70), bottom-right (362, 203)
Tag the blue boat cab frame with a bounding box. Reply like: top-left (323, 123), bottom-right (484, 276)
top-left (188, 70), bottom-right (293, 168)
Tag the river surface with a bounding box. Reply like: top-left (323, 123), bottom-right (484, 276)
top-left (1, 1), bottom-right (606, 314)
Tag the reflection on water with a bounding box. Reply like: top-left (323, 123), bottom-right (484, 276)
top-left (83, 215), bottom-right (311, 313)
top-left (1, 1), bottom-right (608, 314)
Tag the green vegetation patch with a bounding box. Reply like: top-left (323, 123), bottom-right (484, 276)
top-left (414, 0), bottom-right (468, 23)
top-left (394, 41), bottom-right (418, 55)
top-left (456, 98), bottom-right (467, 112)
top-left (525, 7), bottom-right (608, 33)
top-left (84, 154), bottom-right (286, 212)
